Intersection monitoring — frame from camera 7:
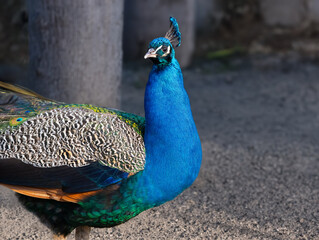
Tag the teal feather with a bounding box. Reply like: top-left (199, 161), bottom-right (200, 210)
top-left (0, 17), bottom-right (201, 238)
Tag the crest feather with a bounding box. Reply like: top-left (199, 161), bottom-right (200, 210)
top-left (164, 17), bottom-right (181, 48)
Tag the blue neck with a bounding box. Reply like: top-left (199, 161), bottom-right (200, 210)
top-left (140, 58), bottom-right (202, 205)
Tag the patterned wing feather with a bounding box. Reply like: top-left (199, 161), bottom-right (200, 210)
top-left (0, 81), bottom-right (146, 201)
top-left (0, 107), bottom-right (145, 173)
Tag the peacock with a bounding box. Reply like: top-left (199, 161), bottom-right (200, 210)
top-left (0, 17), bottom-right (202, 239)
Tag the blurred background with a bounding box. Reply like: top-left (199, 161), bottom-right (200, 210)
top-left (1, 0), bottom-right (319, 80)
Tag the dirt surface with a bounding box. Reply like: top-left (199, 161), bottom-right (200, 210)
top-left (1, 55), bottom-right (319, 239)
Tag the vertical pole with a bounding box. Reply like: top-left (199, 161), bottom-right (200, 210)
top-left (27, 0), bottom-right (124, 107)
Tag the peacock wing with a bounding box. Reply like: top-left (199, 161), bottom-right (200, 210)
top-left (0, 82), bottom-right (146, 203)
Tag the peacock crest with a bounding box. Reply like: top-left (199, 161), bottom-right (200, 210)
top-left (164, 17), bottom-right (181, 47)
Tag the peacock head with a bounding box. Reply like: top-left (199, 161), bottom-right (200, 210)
top-left (144, 17), bottom-right (181, 66)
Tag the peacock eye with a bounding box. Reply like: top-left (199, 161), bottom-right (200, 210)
top-left (162, 46), bottom-right (168, 52)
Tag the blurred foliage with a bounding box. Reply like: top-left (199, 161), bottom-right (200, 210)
top-left (221, 0), bottom-right (259, 20)
top-left (206, 47), bottom-right (246, 60)
top-left (195, 0), bottom-right (262, 58)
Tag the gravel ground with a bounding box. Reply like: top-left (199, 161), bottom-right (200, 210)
top-left (1, 55), bottom-right (319, 239)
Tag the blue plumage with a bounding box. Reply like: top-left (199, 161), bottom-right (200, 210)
top-left (140, 17), bottom-right (201, 204)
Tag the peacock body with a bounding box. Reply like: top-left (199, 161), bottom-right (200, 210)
top-left (0, 17), bottom-right (201, 239)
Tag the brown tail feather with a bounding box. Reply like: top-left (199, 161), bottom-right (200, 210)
top-left (0, 81), bottom-right (50, 100)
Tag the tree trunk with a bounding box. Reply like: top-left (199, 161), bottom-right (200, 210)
top-left (27, 0), bottom-right (124, 107)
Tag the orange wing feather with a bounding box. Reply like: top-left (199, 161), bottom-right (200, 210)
top-left (1, 183), bottom-right (104, 203)
top-left (1, 171), bottom-right (135, 203)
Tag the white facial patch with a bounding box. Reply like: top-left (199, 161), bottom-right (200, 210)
top-left (154, 45), bottom-right (163, 54)
top-left (162, 45), bottom-right (171, 57)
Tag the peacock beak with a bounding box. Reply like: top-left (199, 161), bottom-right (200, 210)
top-left (144, 48), bottom-right (157, 59)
